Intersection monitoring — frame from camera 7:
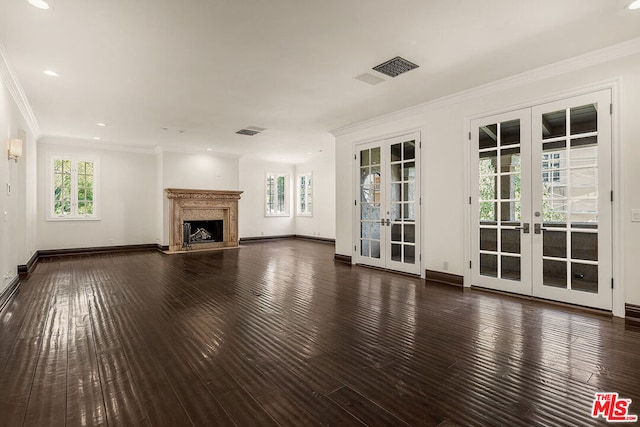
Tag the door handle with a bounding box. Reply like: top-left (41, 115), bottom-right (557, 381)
top-left (534, 223), bottom-right (547, 234)
top-left (385, 218), bottom-right (390, 226)
top-left (380, 219), bottom-right (386, 226)
top-left (513, 223), bottom-right (530, 234)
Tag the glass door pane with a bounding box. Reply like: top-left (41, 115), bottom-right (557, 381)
top-left (389, 139), bottom-right (417, 265)
top-left (359, 146), bottom-right (382, 261)
top-left (471, 109), bottom-right (532, 295)
top-left (540, 105), bottom-right (597, 292)
top-left (532, 90), bottom-right (612, 310)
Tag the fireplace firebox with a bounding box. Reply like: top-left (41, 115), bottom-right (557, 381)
top-left (183, 220), bottom-right (224, 249)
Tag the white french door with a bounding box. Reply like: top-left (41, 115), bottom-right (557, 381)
top-left (471, 90), bottom-right (612, 310)
top-left (354, 132), bottom-right (421, 275)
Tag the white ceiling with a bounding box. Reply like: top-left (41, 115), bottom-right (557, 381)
top-left (1, 0), bottom-right (639, 163)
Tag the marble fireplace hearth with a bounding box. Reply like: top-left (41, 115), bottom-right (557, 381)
top-left (165, 188), bottom-right (243, 253)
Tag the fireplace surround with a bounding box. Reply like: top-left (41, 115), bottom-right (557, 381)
top-left (165, 188), bottom-right (243, 253)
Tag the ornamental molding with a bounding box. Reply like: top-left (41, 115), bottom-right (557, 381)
top-left (165, 188), bottom-right (243, 200)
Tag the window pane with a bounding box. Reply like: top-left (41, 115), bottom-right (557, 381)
top-left (480, 254), bottom-right (497, 277)
top-left (391, 144), bottom-right (401, 162)
top-left (360, 149), bottom-right (369, 167)
top-left (403, 141), bottom-right (415, 161)
top-left (371, 147), bottom-right (380, 165)
top-left (501, 256), bottom-right (521, 281)
top-left (542, 109), bottom-right (566, 139)
top-left (479, 150), bottom-right (497, 175)
top-left (480, 228), bottom-right (497, 251)
top-left (500, 120), bottom-right (520, 146)
top-left (570, 104), bottom-right (597, 135)
top-left (479, 124), bottom-right (497, 149)
top-left (371, 240), bottom-right (381, 259)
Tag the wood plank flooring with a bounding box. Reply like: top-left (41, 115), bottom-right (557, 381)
top-left (1, 239), bottom-right (639, 426)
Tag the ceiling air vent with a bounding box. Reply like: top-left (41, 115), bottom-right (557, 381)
top-left (236, 126), bottom-right (266, 136)
top-left (372, 56), bottom-right (419, 78)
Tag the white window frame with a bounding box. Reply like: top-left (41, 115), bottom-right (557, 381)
top-left (296, 173), bottom-right (313, 216)
top-left (265, 172), bottom-right (290, 217)
top-left (46, 154), bottom-right (100, 221)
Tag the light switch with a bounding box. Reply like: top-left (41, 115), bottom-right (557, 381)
top-left (632, 209), bottom-right (640, 222)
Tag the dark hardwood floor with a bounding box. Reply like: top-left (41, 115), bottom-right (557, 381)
top-left (1, 239), bottom-right (639, 426)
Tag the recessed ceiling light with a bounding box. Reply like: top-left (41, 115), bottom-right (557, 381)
top-left (629, 0), bottom-right (640, 9)
top-left (206, 148), bottom-right (213, 151)
top-left (28, 0), bottom-right (50, 10)
top-left (43, 69), bottom-right (59, 77)
top-left (306, 152), bottom-right (313, 155)
top-left (93, 136), bottom-right (101, 140)
top-left (96, 122), bottom-right (107, 127)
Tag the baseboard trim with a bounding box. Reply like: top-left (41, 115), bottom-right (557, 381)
top-left (426, 270), bottom-right (464, 287)
top-left (18, 250), bottom-right (39, 278)
top-left (357, 263), bottom-right (421, 278)
top-left (38, 244), bottom-right (159, 258)
top-left (239, 234), bottom-right (335, 244)
top-left (626, 303), bottom-right (640, 323)
top-left (294, 235), bottom-right (335, 244)
top-left (156, 244), bottom-right (169, 252)
top-left (240, 234), bottom-right (296, 243)
top-left (0, 276), bottom-right (20, 313)
top-left (334, 254), bottom-right (352, 264)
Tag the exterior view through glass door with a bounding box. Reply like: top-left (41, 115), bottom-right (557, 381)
top-left (355, 132), bottom-right (421, 275)
top-left (471, 90), bottom-right (612, 310)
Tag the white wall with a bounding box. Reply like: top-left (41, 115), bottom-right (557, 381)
top-left (161, 150), bottom-right (239, 191)
top-left (160, 150), bottom-right (239, 245)
top-left (36, 139), bottom-right (157, 250)
top-left (295, 154), bottom-right (336, 239)
top-left (238, 157), bottom-right (295, 238)
top-left (0, 77), bottom-right (35, 294)
top-left (335, 51), bottom-right (640, 309)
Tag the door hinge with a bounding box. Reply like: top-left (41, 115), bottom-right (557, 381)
top-left (419, 140), bottom-right (422, 149)
top-left (354, 245), bottom-right (357, 252)
top-left (419, 197), bottom-right (422, 206)
top-left (468, 131), bottom-right (471, 140)
top-left (611, 191), bottom-right (614, 202)
top-left (611, 278), bottom-right (614, 289)
top-left (469, 197), bottom-right (472, 205)
top-left (354, 199), bottom-right (357, 206)
top-left (354, 154), bottom-right (356, 160)
top-left (419, 254), bottom-right (422, 261)
top-left (469, 261), bottom-right (472, 269)
top-left (610, 103), bottom-right (613, 115)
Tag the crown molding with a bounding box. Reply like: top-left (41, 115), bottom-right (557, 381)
top-left (331, 37), bottom-right (640, 137)
top-left (0, 41), bottom-right (41, 137)
top-left (38, 135), bottom-right (156, 154)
